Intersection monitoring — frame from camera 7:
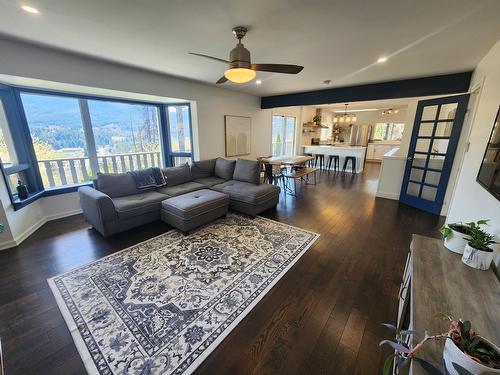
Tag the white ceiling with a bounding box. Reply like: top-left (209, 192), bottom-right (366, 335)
top-left (0, 0), bottom-right (499, 97)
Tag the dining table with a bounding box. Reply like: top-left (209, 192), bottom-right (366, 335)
top-left (259, 155), bottom-right (314, 166)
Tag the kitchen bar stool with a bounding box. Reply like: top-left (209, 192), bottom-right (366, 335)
top-left (327, 155), bottom-right (340, 172)
top-left (342, 156), bottom-right (356, 174)
top-left (313, 154), bottom-right (325, 170)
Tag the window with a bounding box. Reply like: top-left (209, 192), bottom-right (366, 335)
top-left (373, 123), bottom-right (405, 141)
top-left (166, 104), bottom-right (192, 166)
top-left (88, 100), bottom-right (163, 173)
top-left (21, 93), bottom-right (89, 188)
top-left (272, 115), bottom-right (295, 157)
top-left (0, 84), bottom-right (194, 209)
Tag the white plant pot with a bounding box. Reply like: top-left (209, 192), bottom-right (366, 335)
top-left (444, 228), bottom-right (468, 254)
top-left (444, 335), bottom-right (500, 375)
top-left (461, 243), bottom-right (494, 270)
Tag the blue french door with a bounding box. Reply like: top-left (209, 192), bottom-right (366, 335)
top-left (399, 94), bottom-right (469, 214)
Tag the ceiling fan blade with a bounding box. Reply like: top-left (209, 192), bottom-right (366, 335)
top-left (216, 76), bottom-right (228, 84)
top-left (250, 63), bottom-right (304, 74)
top-left (189, 52), bottom-right (230, 64)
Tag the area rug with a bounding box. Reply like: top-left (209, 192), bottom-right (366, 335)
top-left (48, 214), bottom-right (319, 374)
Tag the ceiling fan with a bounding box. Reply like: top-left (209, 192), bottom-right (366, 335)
top-left (189, 26), bottom-right (304, 84)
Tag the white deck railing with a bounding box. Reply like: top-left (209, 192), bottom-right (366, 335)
top-left (37, 151), bottom-right (162, 187)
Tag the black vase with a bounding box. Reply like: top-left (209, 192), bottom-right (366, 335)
top-left (16, 180), bottom-right (29, 200)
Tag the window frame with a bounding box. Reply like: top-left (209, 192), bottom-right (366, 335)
top-left (271, 114), bottom-right (296, 157)
top-left (0, 84), bottom-right (194, 210)
top-left (163, 103), bottom-right (194, 166)
top-left (373, 122), bottom-right (405, 141)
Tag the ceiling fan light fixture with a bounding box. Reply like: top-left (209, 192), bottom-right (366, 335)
top-left (224, 68), bottom-right (256, 83)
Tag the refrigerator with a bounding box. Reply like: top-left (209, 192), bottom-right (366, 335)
top-left (349, 124), bottom-right (372, 146)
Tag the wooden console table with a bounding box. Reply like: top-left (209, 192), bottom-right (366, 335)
top-left (397, 235), bottom-right (500, 375)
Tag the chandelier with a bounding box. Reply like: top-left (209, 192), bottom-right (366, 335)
top-left (334, 104), bottom-right (357, 123)
top-left (381, 108), bottom-right (399, 115)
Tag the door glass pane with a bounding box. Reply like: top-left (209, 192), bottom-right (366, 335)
top-left (21, 93), bottom-right (90, 188)
top-left (425, 170), bottom-right (441, 186)
top-left (406, 182), bottom-right (421, 197)
top-left (421, 186), bottom-right (437, 201)
top-left (428, 155), bottom-right (445, 171)
top-left (435, 122), bottom-right (453, 137)
top-left (439, 103), bottom-right (457, 120)
top-left (418, 122), bottom-right (434, 137)
top-left (284, 117), bottom-right (295, 157)
top-left (168, 105), bottom-right (191, 153)
top-left (412, 156), bottom-right (427, 168)
top-left (89, 100), bottom-right (163, 173)
top-left (410, 168), bottom-right (424, 182)
top-left (172, 156), bottom-right (191, 166)
top-left (271, 115), bottom-right (284, 156)
top-left (422, 106), bottom-right (438, 121)
top-left (432, 139), bottom-right (449, 154)
top-left (415, 138), bottom-right (431, 153)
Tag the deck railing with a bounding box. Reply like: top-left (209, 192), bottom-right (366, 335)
top-left (37, 151), bottom-right (162, 188)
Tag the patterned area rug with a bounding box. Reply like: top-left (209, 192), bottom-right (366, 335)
top-left (48, 214), bottom-right (319, 374)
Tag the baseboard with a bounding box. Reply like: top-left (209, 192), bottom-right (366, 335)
top-left (375, 191), bottom-right (400, 200)
top-left (0, 209), bottom-right (83, 251)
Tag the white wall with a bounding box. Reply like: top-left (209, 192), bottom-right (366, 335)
top-left (446, 38), bottom-right (500, 267)
top-left (0, 36), bottom-right (269, 249)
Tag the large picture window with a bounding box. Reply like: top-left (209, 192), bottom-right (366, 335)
top-left (88, 100), bottom-right (163, 173)
top-left (271, 115), bottom-right (295, 157)
top-left (0, 84), bottom-right (194, 209)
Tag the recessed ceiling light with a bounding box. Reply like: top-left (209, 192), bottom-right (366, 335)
top-left (255, 80), bottom-right (262, 85)
top-left (21, 5), bottom-right (40, 14)
top-left (377, 57), bottom-right (388, 63)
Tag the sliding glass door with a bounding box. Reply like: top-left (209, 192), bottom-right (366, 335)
top-left (272, 115), bottom-right (295, 157)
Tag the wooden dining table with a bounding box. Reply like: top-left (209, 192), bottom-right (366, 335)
top-left (259, 155), bottom-right (314, 166)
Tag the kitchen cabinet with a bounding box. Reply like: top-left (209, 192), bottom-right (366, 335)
top-left (366, 143), bottom-right (399, 161)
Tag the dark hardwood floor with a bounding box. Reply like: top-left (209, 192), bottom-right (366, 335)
top-left (0, 163), bottom-right (443, 374)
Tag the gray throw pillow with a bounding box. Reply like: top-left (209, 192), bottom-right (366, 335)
top-left (214, 157), bottom-right (236, 180)
top-left (96, 172), bottom-right (139, 198)
top-left (233, 158), bottom-right (261, 184)
top-left (162, 163), bottom-right (193, 186)
top-left (191, 159), bottom-right (216, 179)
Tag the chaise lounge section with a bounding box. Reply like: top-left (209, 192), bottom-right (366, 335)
top-left (78, 157), bottom-right (280, 237)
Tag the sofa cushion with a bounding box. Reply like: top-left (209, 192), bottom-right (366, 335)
top-left (96, 172), bottom-right (139, 198)
top-left (191, 159), bottom-right (216, 179)
top-left (233, 158), bottom-right (260, 184)
top-left (161, 189), bottom-right (229, 220)
top-left (214, 158), bottom-right (236, 180)
top-left (212, 180), bottom-right (280, 205)
top-left (194, 177), bottom-right (226, 188)
top-left (112, 191), bottom-right (168, 219)
top-left (157, 181), bottom-right (205, 197)
top-left (162, 163), bottom-right (193, 186)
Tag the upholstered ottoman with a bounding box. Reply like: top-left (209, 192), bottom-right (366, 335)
top-left (160, 189), bottom-right (229, 234)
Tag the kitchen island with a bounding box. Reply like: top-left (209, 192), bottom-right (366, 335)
top-left (301, 145), bottom-right (367, 173)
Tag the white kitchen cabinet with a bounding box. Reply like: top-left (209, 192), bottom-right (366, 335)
top-left (366, 143), bottom-right (399, 161)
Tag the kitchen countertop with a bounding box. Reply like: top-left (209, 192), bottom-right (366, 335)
top-left (301, 144), bottom-right (367, 149)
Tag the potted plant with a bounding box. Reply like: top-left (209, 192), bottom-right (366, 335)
top-left (312, 114), bottom-right (321, 125)
top-left (380, 314), bottom-right (500, 375)
top-left (440, 222), bottom-right (472, 254)
top-left (461, 221), bottom-right (498, 270)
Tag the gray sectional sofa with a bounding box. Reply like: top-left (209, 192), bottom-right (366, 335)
top-left (78, 157), bottom-right (280, 237)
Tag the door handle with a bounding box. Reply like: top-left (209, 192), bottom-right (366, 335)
top-left (407, 156), bottom-right (413, 161)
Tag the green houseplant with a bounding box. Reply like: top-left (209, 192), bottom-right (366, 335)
top-left (380, 314), bottom-right (500, 375)
top-left (461, 221), bottom-right (498, 270)
top-left (440, 222), bottom-right (473, 254)
top-left (312, 114), bottom-right (321, 125)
